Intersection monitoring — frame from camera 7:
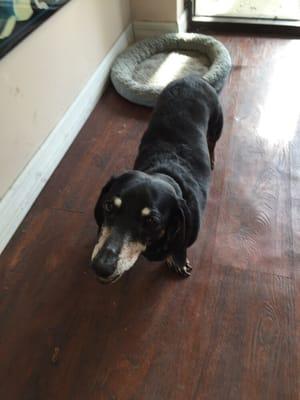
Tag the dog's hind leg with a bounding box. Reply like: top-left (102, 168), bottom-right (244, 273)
top-left (166, 255), bottom-right (192, 278)
top-left (208, 139), bottom-right (216, 170)
top-left (207, 103), bottom-right (223, 170)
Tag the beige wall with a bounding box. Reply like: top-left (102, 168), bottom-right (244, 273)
top-left (130, 0), bottom-right (177, 22)
top-left (0, 0), bottom-right (131, 198)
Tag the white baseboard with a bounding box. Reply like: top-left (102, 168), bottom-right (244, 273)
top-left (178, 9), bottom-right (188, 33)
top-left (133, 9), bottom-right (188, 40)
top-left (0, 24), bottom-right (134, 255)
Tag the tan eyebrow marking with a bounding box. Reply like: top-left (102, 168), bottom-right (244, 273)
top-left (141, 207), bottom-right (151, 216)
top-left (114, 197), bottom-right (122, 207)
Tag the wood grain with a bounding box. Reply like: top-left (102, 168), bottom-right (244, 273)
top-left (0, 35), bottom-right (299, 399)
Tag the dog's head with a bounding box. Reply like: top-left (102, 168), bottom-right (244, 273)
top-left (90, 170), bottom-right (189, 283)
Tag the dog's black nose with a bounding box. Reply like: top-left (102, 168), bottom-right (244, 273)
top-left (91, 247), bottom-right (118, 278)
top-left (95, 263), bottom-right (115, 279)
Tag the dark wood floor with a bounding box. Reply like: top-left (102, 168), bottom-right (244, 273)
top-left (1, 35), bottom-right (299, 400)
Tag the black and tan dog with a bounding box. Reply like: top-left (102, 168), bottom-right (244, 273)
top-left (91, 75), bottom-right (223, 283)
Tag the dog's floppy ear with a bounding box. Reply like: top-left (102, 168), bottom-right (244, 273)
top-left (94, 176), bottom-right (116, 228)
top-left (166, 198), bottom-right (190, 266)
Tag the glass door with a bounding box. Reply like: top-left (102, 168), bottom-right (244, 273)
top-left (195, 0), bottom-right (300, 21)
top-left (189, 0), bottom-right (300, 33)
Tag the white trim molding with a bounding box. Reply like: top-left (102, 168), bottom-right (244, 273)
top-left (178, 9), bottom-right (188, 33)
top-left (0, 24), bottom-right (134, 255)
top-left (133, 9), bottom-right (188, 40)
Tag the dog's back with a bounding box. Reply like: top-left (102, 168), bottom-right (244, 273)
top-left (134, 75), bottom-right (223, 247)
top-left (144, 75), bottom-right (221, 141)
top-left (135, 74), bottom-right (222, 171)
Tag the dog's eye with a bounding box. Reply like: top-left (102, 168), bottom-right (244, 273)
top-left (103, 200), bottom-right (114, 213)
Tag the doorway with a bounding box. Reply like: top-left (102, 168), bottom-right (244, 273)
top-left (195, 0), bottom-right (300, 21)
top-left (189, 0), bottom-right (300, 34)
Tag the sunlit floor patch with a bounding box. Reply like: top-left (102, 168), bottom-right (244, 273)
top-left (256, 41), bottom-right (300, 147)
top-left (134, 51), bottom-right (210, 89)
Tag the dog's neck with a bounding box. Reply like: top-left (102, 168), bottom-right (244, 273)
top-left (150, 172), bottom-right (183, 198)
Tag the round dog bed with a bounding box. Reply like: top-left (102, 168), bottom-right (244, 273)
top-left (111, 33), bottom-right (231, 107)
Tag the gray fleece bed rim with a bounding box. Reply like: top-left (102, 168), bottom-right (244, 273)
top-left (110, 33), bottom-right (232, 107)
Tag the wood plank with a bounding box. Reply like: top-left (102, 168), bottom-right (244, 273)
top-left (211, 37), bottom-right (300, 277)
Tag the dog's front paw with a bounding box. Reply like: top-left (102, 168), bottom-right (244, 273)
top-left (182, 258), bottom-right (192, 276)
top-left (166, 256), bottom-right (192, 278)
